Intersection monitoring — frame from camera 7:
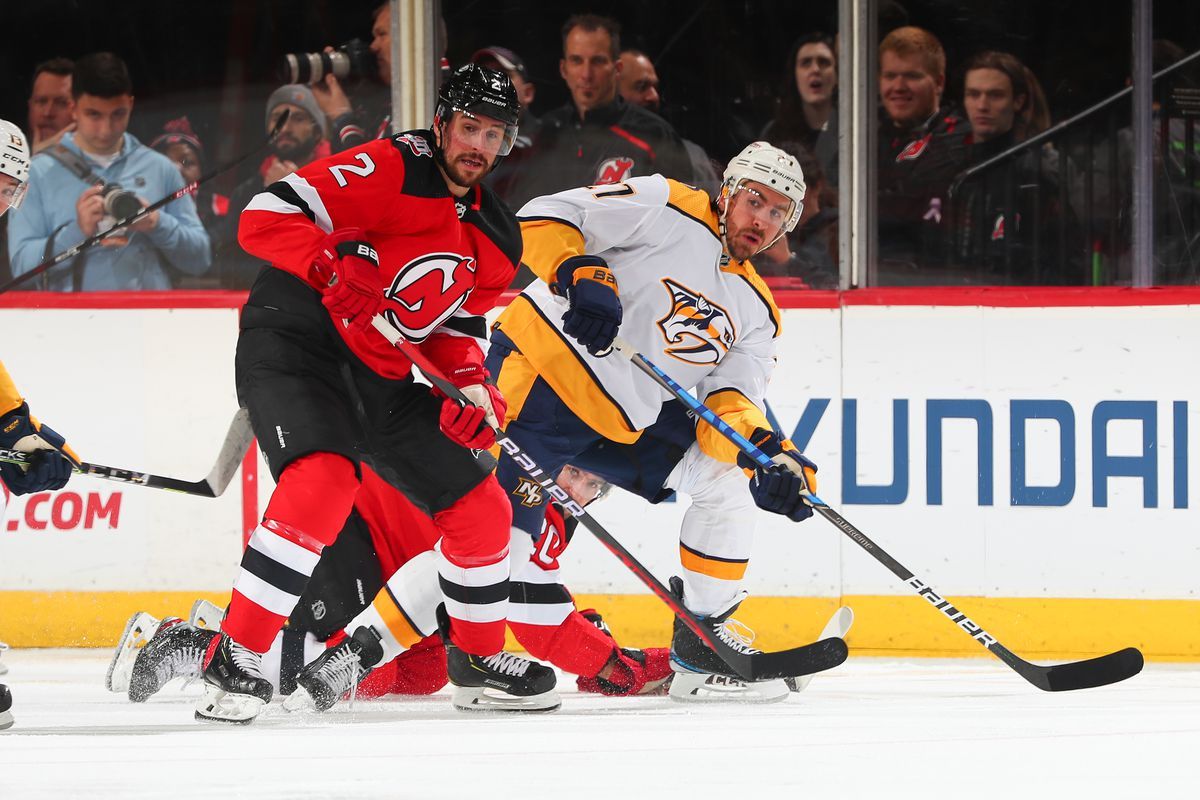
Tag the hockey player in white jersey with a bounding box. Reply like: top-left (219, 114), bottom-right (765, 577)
top-left (487, 142), bottom-right (819, 702)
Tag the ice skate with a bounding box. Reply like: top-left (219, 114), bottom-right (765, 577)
top-left (283, 626), bottom-right (383, 713)
top-left (128, 618), bottom-right (218, 702)
top-left (194, 633), bottom-right (273, 724)
top-left (0, 683), bottom-right (12, 730)
top-left (439, 606), bottom-right (559, 713)
top-left (106, 611), bottom-right (160, 694)
top-left (667, 577), bottom-right (789, 703)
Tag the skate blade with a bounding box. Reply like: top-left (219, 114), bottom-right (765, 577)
top-left (668, 671), bottom-right (790, 703)
top-left (0, 709), bottom-right (12, 731)
top-left (788, 606), bottom-right (854, 693)
top-left (188, 599), bottom-right (224, 632)
top-left (194, 687), bottom-right (266, 724)
top-left (281, 686), bottom-right (320, 714)
top-left (451, 686), bottom-right (561, 713)
top-left (106, 611), bottom-right (158, 694)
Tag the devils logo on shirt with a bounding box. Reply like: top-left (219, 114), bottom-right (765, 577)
top-left (656, 278), bottom-right (736, 365)
top-left (383, 252), bottom-right (476, 342)
top-left (896, 134), bottom-right (932, 162)
top-left (594, 156), bottom-right (634, 185)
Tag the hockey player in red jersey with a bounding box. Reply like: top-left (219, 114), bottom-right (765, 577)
top-left (195, 64), bottom-right (555, 723)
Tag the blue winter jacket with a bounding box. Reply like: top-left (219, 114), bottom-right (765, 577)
top-left (7, 131), bottom-right (211, 291)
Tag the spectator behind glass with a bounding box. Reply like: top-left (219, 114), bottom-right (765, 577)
top-left (761, 33), bottom-right (839, 189)
top-left (217, 84), bottom-right (331, 289)
top-left (949, 51), bottom-right (1068, 283)
top-left (150, 117), bottom-right (230, 257)
top-left (28, 58), bottom-right (75, 155)
top-left (2, 59), bottom-right (76, 284)
top-left (500, 13), bottom-right (693, 211)
top-left (618, 48), bottom-right (720, 194)
top-left (7, 52), bottom-right (210, 291)
top-left (472, 45), bottom-right (540, 203)
top-left (876, 26), bottom-right (970, 281)
top-left (751, 143), bottom-right (838, 288)
top-left (311, 2), bottom-right (396, 152)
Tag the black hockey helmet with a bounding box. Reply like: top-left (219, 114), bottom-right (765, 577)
top-left (433, 63), bottom-right (521, 157)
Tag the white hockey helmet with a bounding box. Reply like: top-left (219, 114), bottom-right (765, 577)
top-left (721, 141), bottom-right (806, 236)
top-left (0, 119), bottom-right (32, 212)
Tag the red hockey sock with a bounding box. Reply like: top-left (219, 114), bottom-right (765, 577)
top-left (224, 454), bottom-right (359, 652)
top-left (434, 477), bottom-right (512, 655)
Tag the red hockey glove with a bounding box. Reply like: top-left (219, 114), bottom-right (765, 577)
top-left (438, 382), bottom-right (506, 449)
top-left (312, 228), bottom-right (383, 332)
top-left (577, 646), bottom-right (673, 696)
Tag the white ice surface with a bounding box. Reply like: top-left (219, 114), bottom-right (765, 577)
top-left (0, 649), bottom-right (1196, 799)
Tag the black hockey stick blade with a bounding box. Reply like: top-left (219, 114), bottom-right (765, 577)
top-left (0, 408), bottom-right (253, 498)
top-left (565, 500), bottom-right (848, 681)
top-left (360, 314), bottom-right (848, 682)
top-left (994, 642), bottom-right (1145, 692)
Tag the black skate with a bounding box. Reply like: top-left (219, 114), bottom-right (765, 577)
top-left (195, 633), bottom-right (273, 724)
top-left (129, 618), bottom-right (218, 703)
top-left (283, 626), bottom-right (384, 713)
top-left (438, 605), bottom-right (559, 713)
top-left (667, 577), bottom-right (789, 703)
top-left (0, 683), bottom-right (12, 730)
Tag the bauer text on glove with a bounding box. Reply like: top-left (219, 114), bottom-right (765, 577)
top-left (552, 254), bottom-right (622, 355)
top-left (438, 382), bottom-right (507, 449)
top-left (312, 228), bottom-right (383, 332)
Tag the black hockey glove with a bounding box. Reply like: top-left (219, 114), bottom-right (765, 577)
top-left (737, 428), bottom-right (817, 523)
top-left (553, 255), bottom-right (622, 355)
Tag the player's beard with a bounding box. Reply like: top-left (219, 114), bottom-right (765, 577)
top-left (442, 150), bottom-right (494, 189)
top-left (724, 219), bottom-right (767, 262)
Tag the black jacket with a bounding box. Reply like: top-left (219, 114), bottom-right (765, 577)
top-left (500, 95), bottom-right (693, 210)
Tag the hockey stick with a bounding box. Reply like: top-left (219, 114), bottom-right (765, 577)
top-left (610, 336), bottom-right (1145, 692)
top-left (0, 112), bottom-right (291, 295)
top-left (362, 314), bottom-right (847, 682)
top-left (0, 408), bottom-right (254, 498)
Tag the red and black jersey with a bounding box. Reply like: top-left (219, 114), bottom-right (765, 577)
top-left (238, 129), bottom-right (522, 380)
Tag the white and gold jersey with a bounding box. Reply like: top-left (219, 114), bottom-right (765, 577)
top-left (493, 174), bottom-right (780, 464)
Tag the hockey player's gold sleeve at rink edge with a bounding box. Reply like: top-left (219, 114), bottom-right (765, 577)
top-left (0, 360), bottom-right (25, 416)
top-left (517, 219), bottom-right (587, 285)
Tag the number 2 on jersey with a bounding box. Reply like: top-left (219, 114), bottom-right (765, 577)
top-left (328, 153), bottom-right (376, 187)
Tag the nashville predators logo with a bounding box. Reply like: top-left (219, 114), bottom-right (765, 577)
top-left (594, 156), bottom-right (634, 185)
top-left (512, 477), bottom-right (545, 508)
top-left (656, 279), bottom-right (735, 365)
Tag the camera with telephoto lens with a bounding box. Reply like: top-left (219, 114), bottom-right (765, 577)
top-left (100, 182), bottom-right (142, 221)
top-left (280, 38), bottom-right (376, 85)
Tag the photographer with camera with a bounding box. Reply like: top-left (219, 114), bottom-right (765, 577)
top-left (7, 52), bottom-right (210, 291)
top-left (293, 3), bottom-right (392, 153)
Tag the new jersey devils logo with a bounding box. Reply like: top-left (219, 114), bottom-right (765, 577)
top-left (383, 252), bottom-right (476, 342)
top-left (656, 279), bottom-right (735, 365)
top-left (896, 134), bottom-right (931, 162)
top-left (594, 156), bottom-right (634, 185)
